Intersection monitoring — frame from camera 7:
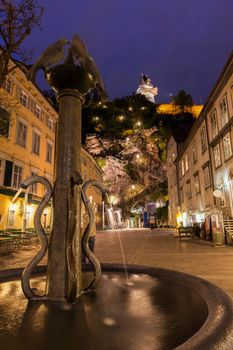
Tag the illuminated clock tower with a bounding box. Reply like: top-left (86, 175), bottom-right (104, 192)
top-left (136, 74), bottom-right (158, 103)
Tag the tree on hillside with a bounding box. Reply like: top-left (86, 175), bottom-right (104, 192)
top-left (82, 93), bottom-right (157, 141)
top-left (83, 92), bottom-right (195, 216)
top-left (172, 89), bottom-right (194, 114)
top-left (0, 0), bottom-right (43, 86)
top-left (85, 124), bottom-right (167, 216)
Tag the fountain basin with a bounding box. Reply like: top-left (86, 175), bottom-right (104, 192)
top-left (0, 264), bottom-right (233, 350)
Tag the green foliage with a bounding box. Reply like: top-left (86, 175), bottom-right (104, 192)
top-left (83, 91), bottom-right (195, 211)
top-left (124, 163), bottom-right (139, 181)
top-left (156, 205), bottom-right (168, 221)
top-left (160, 149), bottom-right (167, 161)
top-left (172, 89), bottom-right (194, 114)
top-left (97, 158), bottom-right (106, 168)
top-left (82, 93), bottom-right (159, 140)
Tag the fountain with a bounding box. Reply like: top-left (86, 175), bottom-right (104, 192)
top-left (1, 34), bottom-right (233, 350)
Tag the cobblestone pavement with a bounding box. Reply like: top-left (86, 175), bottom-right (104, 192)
top-left (1, 228), bottom-right (233, 298)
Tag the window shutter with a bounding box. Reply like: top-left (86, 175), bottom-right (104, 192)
top-left (41, 110), bottom-right (45, 122)
top-left (28, 97), bottom-right (36, 114)
top-left (16, 86), bottom-right (22, 101)
top-left (45, 114), bottom-right (49, 126)
top-left (3, 160), bottom-right (13, 186)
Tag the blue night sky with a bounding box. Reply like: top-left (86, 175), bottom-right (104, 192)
top-left (22, 0), bottom-right (233, 104)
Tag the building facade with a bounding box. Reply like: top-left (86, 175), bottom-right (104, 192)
top-left (0, 63), bottom-right (103, 232)
top-left (167, 51), bottom-right (233, 239)
top-left (157, 104), bottom-right (203, 118)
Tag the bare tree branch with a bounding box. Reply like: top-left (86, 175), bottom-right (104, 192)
top-left (0, 0), bottom-right (43, 85)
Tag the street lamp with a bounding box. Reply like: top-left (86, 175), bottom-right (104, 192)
top-left (135, 121), bottom-right (142, 128)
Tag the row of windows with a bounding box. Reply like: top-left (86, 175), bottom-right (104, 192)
top-left (179, 165), bottom-right (211, 203)
top-left (180, 126), bottom-right (208, 177)
top-left (3, 77), bottom-right (56, 132)
top-left (209, 93), bottom-right (233, 140)
top-left (213, 132), bottom-right (233, 168)
top-left (16, 120), bottom-right (53, 163)
top-left (0, 159), bottom-right (52, 194)
top-left (180, 127), bottom-right (233, 179)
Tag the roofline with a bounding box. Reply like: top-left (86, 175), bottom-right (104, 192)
top-left (175, 50), bottom-right (233, 163)
top-left (201, 50), bottom-right (233, 115)
top-left (7, 56), bottom-right (58, 116)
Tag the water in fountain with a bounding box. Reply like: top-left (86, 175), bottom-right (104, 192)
top-left (105, 194), bottom-right (132, 286)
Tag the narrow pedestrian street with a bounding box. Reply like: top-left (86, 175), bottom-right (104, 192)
top-left (1, 228), bottom-right (233, 299)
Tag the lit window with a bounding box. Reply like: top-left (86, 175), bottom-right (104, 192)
top-left (181, 160), bottom-right (185, 176)
top-left (48, 118), bottom-right (53, 130)
top-left (20, 90), bottom-right (28, 107)
top-left (16, 120), bottom-right (27, 148)
top-left (210, 110), bottom-right (218, 139)
top-left (32, 132), bottom-right (40, 155)
top-left (192, 141), bottom-right (197, 164)
top-left (200, 126), bottom-right (207, 153)
top-left (12, 164), bottom-right (23, 189)
top-left (8, 209), bottom-right (15, 226)
top-left (35, 105), bottom-right (41, 119)
top-left (30, 171), bottom-right (38, 194)
top-left (46, 142), bottom-right (53, 163)
top-left (194, 174), bottom-right (200, 193)
top-left (223, 133), bottom-right (232, 160)
top-left (213, 144), bottom-right (221, 168)
top-left (203, 165), bottom-right (211, 188)
top-left (220, 96), bottom-right (229, 127)
top-left (219, 188), bottom-right (226, 207)
top-left (185, 154), bottom-right (189, 172)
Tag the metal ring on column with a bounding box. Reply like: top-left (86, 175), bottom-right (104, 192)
top-left (81, 180), bottom-right (106, 291)
top-left (20, 176), bottom-right (53, 300)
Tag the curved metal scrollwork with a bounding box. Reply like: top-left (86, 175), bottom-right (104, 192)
top-left (20, 176), bottom-right (53, 300)
top-left (81, 180), bottom-right (106, 291)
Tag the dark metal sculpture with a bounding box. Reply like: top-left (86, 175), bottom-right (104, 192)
top-left (20, 176), bottom-right (53, 300)
top-left (22, 34), bottom-right (107, 302)
top-left (27, 38), bottom-right (69, 81)
top-left (81, 180), bottom-right (106, 291)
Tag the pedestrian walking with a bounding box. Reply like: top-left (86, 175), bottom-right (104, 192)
top-left (149, 213), bottom-right (156, 229)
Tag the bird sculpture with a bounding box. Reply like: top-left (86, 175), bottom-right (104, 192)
top-left (27, 38), bottom-right (69, 81)
top-left (69, 34), bottom-right (108, 101)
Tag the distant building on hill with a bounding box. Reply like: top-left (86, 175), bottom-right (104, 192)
top-left (157, 103), bottom-right (203, 118)
top-left (136, 74), bottom-right (158, 103)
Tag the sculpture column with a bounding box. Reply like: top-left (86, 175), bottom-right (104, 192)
top-left (47, 89), bottom-right (84, 301)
